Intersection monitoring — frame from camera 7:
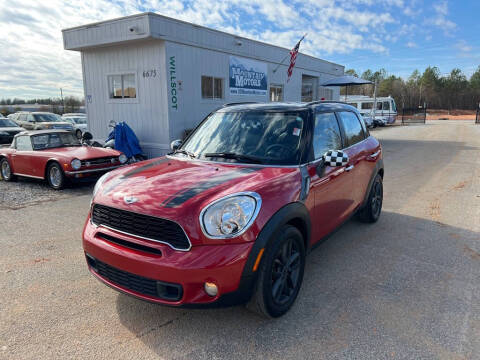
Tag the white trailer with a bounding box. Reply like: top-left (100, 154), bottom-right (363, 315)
top-left (63, 12), bottom-right (344, 156)
top-left (345, 95), bottom-right (398, 126)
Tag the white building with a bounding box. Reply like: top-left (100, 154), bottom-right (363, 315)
top-left (62, 12), bottom-right (344, 156)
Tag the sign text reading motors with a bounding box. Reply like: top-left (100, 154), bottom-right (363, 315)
top-left (229, 56), bottom-right (267, 96)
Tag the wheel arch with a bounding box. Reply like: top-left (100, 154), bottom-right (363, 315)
top-left (44, 159), bottom-right (63, 180)
top-left (244, 202), bottom-right (311, 279)
top-left (214, 201), bottom-right (312, 307)
top-left (361, 158), bottom-right (384, 208)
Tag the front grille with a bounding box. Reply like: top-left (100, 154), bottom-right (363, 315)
top-left (86, 255), bottom-right (182, 301)
top-left (91, 204), bottom-right (191, 250)
top-left (96, 232), bottom-right (162, 255)
top-left (82, 157), bottom-right (117, 167)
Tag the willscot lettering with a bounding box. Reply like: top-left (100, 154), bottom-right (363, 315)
top-left (170, 56), bottom-right (178, 110)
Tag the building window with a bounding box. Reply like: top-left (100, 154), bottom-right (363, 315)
top-left (270, 84), bottom-right (283, 102)
top-left (108, 74), bottom-right (136, 99)
top-left (202, 76), bottom-right (223, 99)
top-left (361, 102), bottom-right (373, 110)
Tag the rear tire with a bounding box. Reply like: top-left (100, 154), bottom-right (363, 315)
top-left (46, 162), bottom-right (65, 190)
top-left (0, 158), bottom-right (16, 181)
top-left (247, 225), bottom-right (305, 318)
top-left (358, 174), bottom-right (383, 223)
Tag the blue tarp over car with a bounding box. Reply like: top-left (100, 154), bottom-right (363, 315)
top-left (106, 122), bottom-right (143, 158)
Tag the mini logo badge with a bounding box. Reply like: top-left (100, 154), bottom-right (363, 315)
top-left (123, 195), bottom-right (138, 204)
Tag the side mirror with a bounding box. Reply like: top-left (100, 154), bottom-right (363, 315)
top-left (323, 150), bottom-right (349, 167)
top-left (82, 132), bottom-right (93, 141)
top-left (170, 139), bottom-right (182, 151)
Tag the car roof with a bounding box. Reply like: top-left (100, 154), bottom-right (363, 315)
top-left (15, 129), bottom-right (71, 137)
top-left (218, 101), bottom-right (358, 113)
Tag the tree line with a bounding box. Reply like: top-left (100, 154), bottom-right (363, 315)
top-left (343, 66), bottom-right (480, 111)
top-left (0, 96), bottom-right (84, 115)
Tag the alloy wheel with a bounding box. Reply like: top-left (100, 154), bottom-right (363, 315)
top-left (49, 166), bottom-right (62, 188)
top-left (271, 238), bottom-right (301, 305)
top-left (1, 161), bottom-right (11, 180)
top-left (371, 181), bottom-right (383, 218)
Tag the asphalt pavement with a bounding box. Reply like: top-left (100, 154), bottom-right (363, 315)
top-left (0, 120), bottom-right (479, 359)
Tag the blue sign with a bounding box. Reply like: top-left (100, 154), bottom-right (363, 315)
top-left (229, 56), bottom-right (268, 96)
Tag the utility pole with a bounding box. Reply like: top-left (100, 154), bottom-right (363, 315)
top-left (60, 88), bottom-right (65, 114)
top-left (372, 79), bottom-right (378, 124)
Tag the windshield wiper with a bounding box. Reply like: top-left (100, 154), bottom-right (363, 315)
top-left (173, 149), bottom-right (196, 158)
top-left (204, 152), bottom-right (263, 164)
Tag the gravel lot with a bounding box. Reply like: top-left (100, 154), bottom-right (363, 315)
top-left (0, 178), bottom-right (93, 209)
top-left (1, 120), bottom-right (479, 359)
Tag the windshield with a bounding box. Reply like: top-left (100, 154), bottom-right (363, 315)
top-left (181, 110), bottom-right (307, 165)
top-left (69, 117), bottom-right (87, 124)
top-left (31, 133), bottom-right (81, 150)
top-left (33, 114), bottom-right (62, 123)
top-left (0, 119), bottom-right (18, 127)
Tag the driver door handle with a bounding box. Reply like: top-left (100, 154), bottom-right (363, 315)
top-left (345, 165), bottom-right (354, 172)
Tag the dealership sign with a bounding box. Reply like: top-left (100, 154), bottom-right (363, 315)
top-left (229, 56), bottom-right (267, 96)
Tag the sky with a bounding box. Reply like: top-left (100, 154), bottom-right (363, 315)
top-left (0, 0), bottom-right (479, 99)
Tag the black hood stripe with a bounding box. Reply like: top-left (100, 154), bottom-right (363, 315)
top-left (122, 157), bottom-right (170, 178)
top-left (162, 167), bottom-right (261, 208)
top-left (102, 158), bottom-right (171, 195)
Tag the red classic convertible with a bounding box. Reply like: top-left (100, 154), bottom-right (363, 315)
top-left (0, 130), bottom-right (128, 189)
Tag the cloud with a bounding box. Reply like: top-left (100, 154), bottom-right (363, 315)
top-left (406, 41), bottom-right (418, 48)
top-left (428, 0), bottom-right (456, 32)
top-left (0, 0), bottom-right (426, 99)
top-left (455, 40), bottom-right (472, 53)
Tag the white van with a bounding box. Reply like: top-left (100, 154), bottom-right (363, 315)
top-left (346, 95), bottom-right (397, 126)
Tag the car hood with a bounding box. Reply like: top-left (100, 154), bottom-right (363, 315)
top-left (0, 127), bottom-right (23, 132)
top-left (39, 146), bottom-right (122, 160)
top-left (93, 156), bottom-right (301, 241)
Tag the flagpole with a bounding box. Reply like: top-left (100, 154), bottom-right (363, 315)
top-left (272, 53), bottom-right (291, 74)
top-left (272, 33), bottom-right (307, 74)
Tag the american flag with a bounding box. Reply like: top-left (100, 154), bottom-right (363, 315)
top-left (287, 34), bottom-right (306, 82)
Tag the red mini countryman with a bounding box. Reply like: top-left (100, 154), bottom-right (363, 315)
top-left (0, 130), bottom-right (128, 189)
top-left (83, 102), bottom-right (384, 317)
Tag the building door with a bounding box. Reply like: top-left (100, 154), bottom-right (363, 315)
top-left (301, 75), bottom-right (318, 102)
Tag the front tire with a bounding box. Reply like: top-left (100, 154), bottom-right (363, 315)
top-left (46, 162), bottom-right (65, 190)
top-left (358, 174), bottom-right (383, 223)
top-left (247, 225), bottom-right (305, 318)
top-left (0, 158), bottom-right (16, 181)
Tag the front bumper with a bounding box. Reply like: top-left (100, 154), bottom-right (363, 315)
top-left (65, 165), bottom-right (122, 178)
top-left (83, 218), bottom-right (255, 306)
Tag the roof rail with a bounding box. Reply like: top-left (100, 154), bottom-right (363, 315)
top-left (222, 102), bottom-right (259, 107)
top-left (307, 100), bottom-right (347, 106)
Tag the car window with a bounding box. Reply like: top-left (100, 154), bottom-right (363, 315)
top-left (18, 114), bottom-right (27, 122)
top-left (338, 111), bottom-right (365, 147)
top-left (31, 133), bottom-right (80, 150)
top-left (182, 111), bottom-right (307, 165)
top-left (27, 114), bottom-right (35, 122)
top-left (376, 102), bottom-right (383, 110)
top-left (33, 114), bottom-right (58, 122)
top-left (383, 101), bottom-right (390, 111)
top-left (0, 119), bottom-right (18, 127)
top-left (361, 102), bottom-right (373, 110)
top-left (313, 112), bottom-right (343, 159)
top-left (16, 136), bottom-right (33, 151)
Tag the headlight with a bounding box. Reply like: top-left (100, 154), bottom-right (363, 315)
top-left (71, 158), bottom-right (81, 170)
top-left (200, 192), bottom-right (261, 238)
top-left (118, 154), bottom-right (128, 164)
top-left (93, 172), bottom-right (110, 197)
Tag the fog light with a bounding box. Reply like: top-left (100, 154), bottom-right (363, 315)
top-left (204, 282), bottom-right (218, 297)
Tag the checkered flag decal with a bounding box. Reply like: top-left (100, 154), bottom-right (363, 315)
top-left (324, 150), bottom-right (349, 166)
